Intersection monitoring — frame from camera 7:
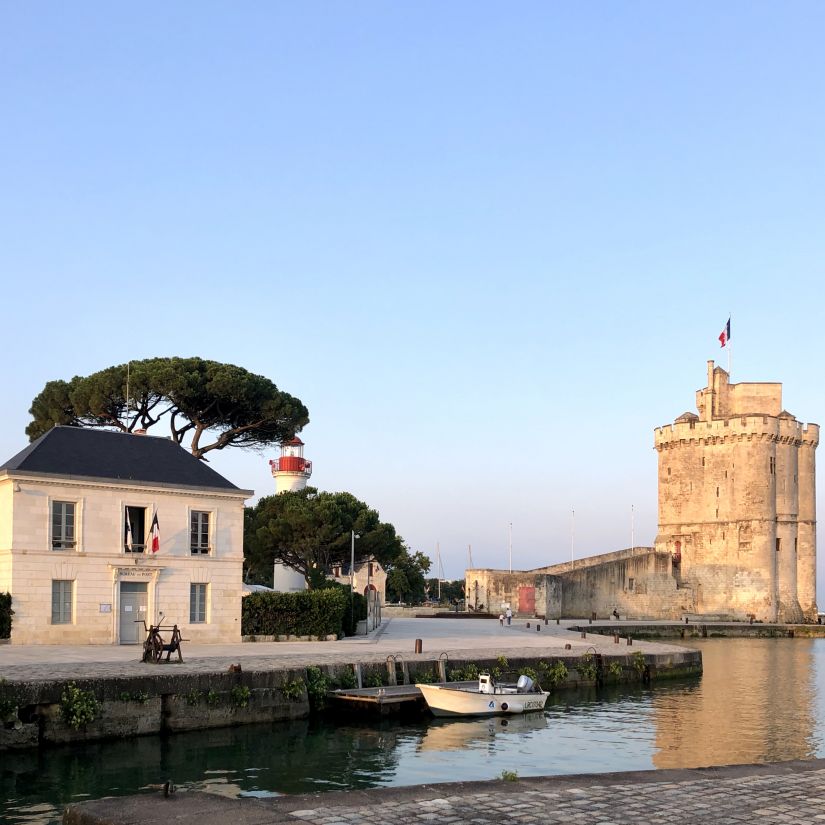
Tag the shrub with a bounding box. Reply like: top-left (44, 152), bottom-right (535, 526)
top-left (185, 689), bottom-right (202, 706)
top-left (608, 660), bottom-right (623, 679)
top-left (364, 670), bottom-right (385, 688)
top-left (448, 663), bottom-right (480, 681)
top-left (242, 589), bottom-right (360, 638)
top-left (0, 681), bottom-right (16, 720)
top-left (577, 653), bottom-right (598, 682)
top-left (0, 593), bottom-right (12, 639)
top-left (538, 660), bottom-right (568, 689)
top-left (280, 679), bottom-right (304, 701)
top-left (500, 770), bottom-right (518, 782)
top-left (60, 683), bottom-right (100, 730)
top-left (306, 666), bottom-right (331, 710)
top-left (632, 651), bottom-right (647, 678)
top-left (231, 686), bottom-right (251, 708)
top-left (206, 690), bottom-right (220, 707)
top-left (334, 667), bottom-right (358, 690)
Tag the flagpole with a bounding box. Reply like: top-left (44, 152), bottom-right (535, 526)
top-left (571, 508), bottom-right (575, 568)
top-left (728, 313), bottom-right (732, 376)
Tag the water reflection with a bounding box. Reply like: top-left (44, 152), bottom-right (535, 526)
top-left (652, 638), bottom-right (820, 767)
top-left (4, 638), bottom-right (825, 825)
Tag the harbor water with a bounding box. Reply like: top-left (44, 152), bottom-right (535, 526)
top-left (5, 637), bottom-right (825, 824)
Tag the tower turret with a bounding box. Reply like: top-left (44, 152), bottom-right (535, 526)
top-left (270, 437), bottom-right (313, 494)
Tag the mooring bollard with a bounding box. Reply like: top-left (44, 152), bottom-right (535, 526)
top-left (588, 617), bottom-right (592, 624)
top-left (565, 643), bottom-right (572, 650)
top-left (537, 624), bottom-right (541, 632)
top-left (526, 622), bottom-right (531, 628)
top-left (613, 632), bottom-right (619, 644)
top-left (627, 636), bottom-right (633, 646)
top-left (685, 616), bottom-right (689, 625)
top-left (414, 638), bottom-right (423, 654)
top-left (581, 630), bottom-right (586, 639)
top-left (556, 618), bottom-right (560, 625)
top-left (545, 618), bottom-right (548, 625)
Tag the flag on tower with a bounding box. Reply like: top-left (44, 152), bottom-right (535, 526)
top-left (718, 318), bottom-right (731, 348)
top-left (148, 508), bottom-right (160, 553)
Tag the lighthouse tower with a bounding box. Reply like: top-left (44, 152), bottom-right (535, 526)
top-left (270, 437), bottom-right (313, 494)
top-left (270, 436), bottom-right (313, 592)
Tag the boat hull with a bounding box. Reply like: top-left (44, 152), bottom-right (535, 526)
top-left (416, 684), bottom-right (550, 717)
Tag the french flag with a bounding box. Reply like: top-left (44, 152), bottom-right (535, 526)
top-left (718, 318), bottom-right (731, 348)
top-left (148, 508), bottom-right (160, 553)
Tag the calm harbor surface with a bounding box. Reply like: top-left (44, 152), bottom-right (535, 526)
top-left (5, 637), bottom-right (825, 825)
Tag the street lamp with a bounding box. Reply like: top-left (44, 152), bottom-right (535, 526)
top-left (350, 530), bottom-right (360, 634)
top-left (350, 531), bottom-right (360, 593)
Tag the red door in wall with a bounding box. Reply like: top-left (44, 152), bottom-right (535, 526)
top-left (518, 586), bottom-right (535, 615)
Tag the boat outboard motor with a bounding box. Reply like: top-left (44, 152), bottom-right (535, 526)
top-left (516, 675), bottom-right (534, 694)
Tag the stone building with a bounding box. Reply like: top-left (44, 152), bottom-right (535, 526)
top-left (466, 362), bottom-right (819, 622)
top-left (655, 360), bottom-right (819, 622)
top-left (0, 426), bottom-right (251, 644)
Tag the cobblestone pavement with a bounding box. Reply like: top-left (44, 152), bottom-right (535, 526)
top-left (64, 760), bottom-right (825, 825)
top-left (1, 618), bottom-right (688, 682)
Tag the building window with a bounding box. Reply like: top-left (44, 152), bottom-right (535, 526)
top-left (51, 580), bottom-right (73, 624)
top-left (190, 511), bottom-right (211, 554)
top-left (51, 501), bottom-right (76, 551)
top-left (125, 506), bottom-right (146, 553)
top-left (190, 583), bottom-right (208, 623)
top-left (776, 538), bottom-right (781, 553)
top-left (628, 578), bottom-right (635, 592)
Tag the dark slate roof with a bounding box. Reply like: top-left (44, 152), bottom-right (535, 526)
top-left (0, 426), bottom-right (241, 491)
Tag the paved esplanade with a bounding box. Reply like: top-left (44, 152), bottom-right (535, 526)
top-left (65, 761), bottom-right (825, 825)
top-left (0, 617), bottom-right (680, 681)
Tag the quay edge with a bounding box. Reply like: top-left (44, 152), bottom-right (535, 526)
top-left (0, 647), bottom-right (701, 751)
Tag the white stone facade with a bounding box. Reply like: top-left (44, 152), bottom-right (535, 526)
top-left (0, 460), bottom-right (250, 645)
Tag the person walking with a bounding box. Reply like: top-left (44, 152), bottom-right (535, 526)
top-left (505, 606), bottom-right (512, 626)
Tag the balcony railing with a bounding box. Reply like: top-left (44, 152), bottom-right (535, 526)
top-left (191, 544), bottom-right (211, 555)
top-left (270, 458), bottom-right (313, 475)
top-left (52, 540), bottom-right (76, 551)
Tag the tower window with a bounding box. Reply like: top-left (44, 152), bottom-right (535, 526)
top-left (668, 467), bottom-right (671, 476)
top-left (702, 457), bottom-right (705, 467)
top-left (716, 487), bottom-right (719, 497)
top-left (776, 538), bottom-right (781, 553)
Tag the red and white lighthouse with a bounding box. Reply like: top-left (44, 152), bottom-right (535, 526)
top-left (270, 437), bottom-right (313, 494)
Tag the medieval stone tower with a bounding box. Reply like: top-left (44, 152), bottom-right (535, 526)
top-left (654, 361), bottom-right (819, 622)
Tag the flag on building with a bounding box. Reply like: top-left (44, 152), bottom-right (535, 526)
top-left (125, 509), bottom-right (133, 551)
top-left (148, 508), bottom-right (160, 553)
top-left (719, 317), bottom-right (731, 348)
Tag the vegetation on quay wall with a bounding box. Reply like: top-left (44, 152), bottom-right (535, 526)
top-left (241, 589), bottom-right (366, 638)
top-left (0, 592), bottom-right (12, 639)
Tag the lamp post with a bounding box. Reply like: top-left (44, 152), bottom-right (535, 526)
top-left (350, 531), bottom-right (359, 632)
top-left (365, 556), bottom-right (371, 635)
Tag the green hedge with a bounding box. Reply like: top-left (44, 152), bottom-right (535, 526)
top-left (0, 593), bottom-right (12, 639)
top-left (242, 589), bottom-right (366, 638)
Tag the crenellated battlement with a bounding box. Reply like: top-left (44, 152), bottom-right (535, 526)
top-left (654, 414), bottom-right (811, 451)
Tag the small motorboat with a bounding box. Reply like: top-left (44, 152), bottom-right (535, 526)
top-left (416, 673), bottom-right (550, 717)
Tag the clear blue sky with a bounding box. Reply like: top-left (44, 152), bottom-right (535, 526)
top-left (2, 4), bottom-right (824, 588)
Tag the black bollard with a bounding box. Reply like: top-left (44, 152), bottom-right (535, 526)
top-left (536, 624), bottom-right (541, 632)
top-left (414, 638), bottom-right (423, 653)
top-left (613, 633), bottom-right (619, 644)
top-left (627, 636), bottom-right (633, 646)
